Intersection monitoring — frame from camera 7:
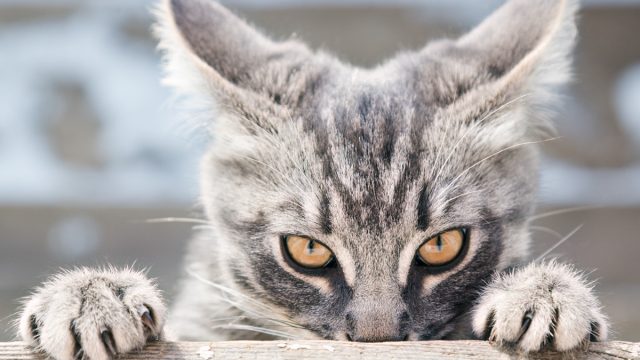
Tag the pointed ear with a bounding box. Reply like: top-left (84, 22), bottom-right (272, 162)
top-left (418, 0), bottom-right (579, 135)
top-left (460, 0), bottom-right (578, 94)
top-left (154, 0), bottom-right (322, 121)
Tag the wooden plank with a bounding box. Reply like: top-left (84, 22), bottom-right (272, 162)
top-left (0, 341), bottom-right (638, 360)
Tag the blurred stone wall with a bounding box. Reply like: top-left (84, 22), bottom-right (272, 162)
top-left (0, 0), bottom-right (639, 341)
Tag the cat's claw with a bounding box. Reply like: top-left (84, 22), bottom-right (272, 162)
top-left (138, 305), bottom-right (157, 335)
top-left (19, 268), bottom-right (165, 360)
top-left (100, 328), bottom-right (118, 357)
top-left (513, 311), bottom-right (533, 343)
top-left (491, 310), bottom-right (533, 348)
top-left (473, 262), bottom-right (608, 353)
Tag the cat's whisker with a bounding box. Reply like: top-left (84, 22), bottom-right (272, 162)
top-left (187, 269), bottom-right (305, 330)
top-left (205, 287), bottom-right (302, 330)
top-left (584, 269), bottom-right (599, 280)
top-left (474, 93), bottom-right (533, 126)
top-left (211, 323), bottom-right (299, 339)
top-left (534, 224), bottom-right (583, 263)
top-left (187, 269), bottom-right (273, 312)
top-left (440, 188), bottom-right (487, 209)
top-left (431, 93), bottom-right (532, 188)
top-left (188, 272), bottom-right (271, 310)
top-left (529, 225), bottom-right (564, 241)
top-left (192, 224), bottom-right (215, 231)
top-left (216, 293), bottom-right (304, 330)
top-left (435, 136), bottom-right (560, 205)
top-left (209, 315), bottom-right (287, 326)
top-left (209, 314), bottom-right (304, 331)
top-left (528, 205), bottom-right (605, 221)
top-left (137, 217), bottom-right (211, 225)
top-left (217, 293), bottom-right (265, 317)
top-left (209, 315), bottom-right (247, 324)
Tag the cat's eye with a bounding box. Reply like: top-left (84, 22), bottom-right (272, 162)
top-left (283, 235), bottom-right (334, 269)
top-left (417, 228), bottom-right (466, 267)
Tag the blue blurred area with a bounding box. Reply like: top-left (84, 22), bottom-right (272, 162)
top-left (0, 0), bottom-right (203, 206)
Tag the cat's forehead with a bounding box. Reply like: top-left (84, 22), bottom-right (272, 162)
top-left (286, 78), bottom-right (530, 243)
top-left (305, 78), bottom-right (422, 165)
top-left (311, 69), bottom-right (422, 121)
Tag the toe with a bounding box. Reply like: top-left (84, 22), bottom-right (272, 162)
top-left (71, 322), bottom-right (84, 360)
top-left (515, 311), bottom-right (533, 343)
top-left (518, 305), bottom-right (557, 352)
top-left (137, 304), bottom-right (157, 336)
top-left (28, 315), bottom-right (41, 345)
top-left (589, 321), bottom-right (602, 342)
top-left (482, 310), bottom-right (496, 341)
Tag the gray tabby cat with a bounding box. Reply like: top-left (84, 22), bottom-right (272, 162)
top-left (18, 0), bottom-right (609, 359)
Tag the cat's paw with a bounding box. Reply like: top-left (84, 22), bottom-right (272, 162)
top-left (18, 267), bottom-right (166, 360)
top-left (472, 261), bottom-right (608, 353)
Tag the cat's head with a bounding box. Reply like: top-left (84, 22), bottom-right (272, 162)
top-left (156, 0), bottom-right (577, 341)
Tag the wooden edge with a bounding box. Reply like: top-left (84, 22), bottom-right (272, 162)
top-left (0, 340), bottom-right (638, 359)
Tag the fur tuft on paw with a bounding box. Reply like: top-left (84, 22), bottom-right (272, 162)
top-left (472, 261), bottom-right (608, 353)
top-left (18, 267), bottom-right (166, 360)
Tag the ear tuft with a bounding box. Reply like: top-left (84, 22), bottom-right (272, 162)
top-left (153, 0), bottom-right (220, 116)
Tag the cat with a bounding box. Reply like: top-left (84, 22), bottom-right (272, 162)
top-left (17, 0), bottom-right (609, 359)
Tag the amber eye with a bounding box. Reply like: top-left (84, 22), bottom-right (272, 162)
top-left (284, 235), bottom-right (334, 269)
top-left (417, 229), bottom-right (466, 267)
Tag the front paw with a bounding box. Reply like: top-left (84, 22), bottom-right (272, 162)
top-left (19, 267), bottom-right (166, 360)
top-left (472, 262), bottom-right (608, 353)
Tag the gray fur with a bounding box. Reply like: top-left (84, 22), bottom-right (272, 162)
top-left (18, 0), bottom-right (608, 358)
top-left (18, 268), bottom-right (165, 360)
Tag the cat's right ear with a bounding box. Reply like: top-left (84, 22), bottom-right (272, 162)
top-left (154, 0), bottom-right (322, 126)
top-left (413, 0), bottom-right (579, 142)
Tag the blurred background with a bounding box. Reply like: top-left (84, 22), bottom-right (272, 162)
top-left (0, 0), bottom-right (639, 341)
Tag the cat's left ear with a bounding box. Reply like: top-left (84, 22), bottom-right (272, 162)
top-left (155, 0), bottom-right (323, 124)
top-left (418, 0), bottom-right (579, 133)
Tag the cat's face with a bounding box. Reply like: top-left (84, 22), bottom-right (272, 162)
top-left (157, 0), bottom-right (577, 341)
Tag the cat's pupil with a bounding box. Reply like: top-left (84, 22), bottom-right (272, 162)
top-left (306, 240), bottom-right (315, 255)
top-left (436, 236), bottom-right (443, 252)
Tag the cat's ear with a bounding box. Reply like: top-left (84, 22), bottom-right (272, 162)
top-left (155, 0), bottom-right (321, 124)
top-left (419, 0), bottom-right (579, 136)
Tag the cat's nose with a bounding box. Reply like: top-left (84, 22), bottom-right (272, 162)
top-left (344, 310), bottom-right (410, 342)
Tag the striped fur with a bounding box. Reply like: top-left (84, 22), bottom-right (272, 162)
top-left (160, 0), bottom-right (553, 341)
top-left (17, 1), bottom-right (608, 358)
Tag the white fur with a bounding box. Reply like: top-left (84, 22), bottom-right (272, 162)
top-left (472, 261), bottom-right (608, 352)
top-left (19, 268), bottom-right (165, 360)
